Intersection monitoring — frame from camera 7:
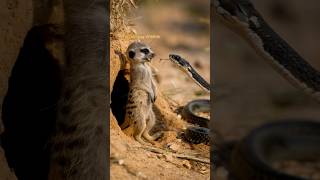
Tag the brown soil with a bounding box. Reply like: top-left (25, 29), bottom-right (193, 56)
top-left (110, 0), bottom-right (210, 179)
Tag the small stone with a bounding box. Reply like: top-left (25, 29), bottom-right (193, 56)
top-left (165, 154), bottom-right (174, 162)
top-left (146, 152), bottom-right (154, 158)
top-left (182, 160), bottom-right (191, 169)
top-left (157, 154), bottom-right (164, 159)
top-left (200, 169), bottom-right (208, 174)
top-left (131, 29), bottom-right (137, 34)
top-left (137, 172), bottom-right (147, 179)
top-left (118, 159), bottom-right (124, 165)
top-left (167, 143), bottom-right (180, 152)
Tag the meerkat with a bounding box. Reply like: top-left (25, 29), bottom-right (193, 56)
top-left (120, 41), bottom-right (162, 145)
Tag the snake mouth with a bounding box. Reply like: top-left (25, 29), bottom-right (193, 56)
top-left (169, 54), bottom-right (210, 92)
top-left (169, 54), bottom-right (191, 68)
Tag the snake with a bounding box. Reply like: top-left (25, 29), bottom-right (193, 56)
top-left (213, 0), bottom-right (320, 179)
top-left (167, 54), bottom-right (211, 145)
top-left (214, 0), bottom-right (320, 101)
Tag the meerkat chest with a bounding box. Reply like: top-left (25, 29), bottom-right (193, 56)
top-left (130, 64), bottom-right (153, 86)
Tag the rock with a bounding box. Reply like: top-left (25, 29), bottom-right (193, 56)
top-left (156, 154), bottom-right (164, 159)
top-left (146, 152), bottom-right (155, 158)
top-left (182, 160), bottom-right (191, 169)
top-left (164, 154), bottom-right (174, 162)
top-left (167, 142), bottom-right (180, 152)
top-left (118, 159), bottom-right (124, 165)
top-left (137, 172), bottom-right (147, 179)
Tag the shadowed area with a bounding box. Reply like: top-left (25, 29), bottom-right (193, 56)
top-left (111, 70), bottom-right (130, 126)
top-left (1, 25), bottom-right (62, 180)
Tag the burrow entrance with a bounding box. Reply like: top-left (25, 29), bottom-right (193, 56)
top-left (111, 70), bottom-right (130, 126)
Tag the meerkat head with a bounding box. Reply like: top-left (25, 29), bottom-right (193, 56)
top-left (126, 41), bottom-right (155, 64)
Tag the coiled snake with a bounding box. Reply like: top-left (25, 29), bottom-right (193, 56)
top-left (214, 0), bottom-right (320, 179)
top-left (166, 54), bottom-right (211, 145)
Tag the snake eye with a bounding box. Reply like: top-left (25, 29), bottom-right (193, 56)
top-left (169, 54), bottom-right (181, 60)
top-left (140, 48), bottom-right (150, 54)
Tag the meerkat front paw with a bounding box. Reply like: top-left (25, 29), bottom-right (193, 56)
top-left (153, 92), bottom-right (157, 102)
top-left (148, 93), bottom-right (156, 103)
top-left (152, 94), bottom-right (157, 103)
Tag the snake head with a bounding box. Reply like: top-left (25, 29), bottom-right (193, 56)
top-left (213, 0), bottom-right (261, 30)
top-left (169, 54), bottom-right (192, 69)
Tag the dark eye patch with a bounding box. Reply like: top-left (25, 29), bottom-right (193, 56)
top-left (128, 51), bottom-right (135, 59)
top-left (140, 48), bottom-right (150, 54)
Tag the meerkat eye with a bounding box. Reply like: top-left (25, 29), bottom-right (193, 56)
top-left (128, 51), bottom-right (135, 59)
top-left (140, 48), bottom-right (150, 54)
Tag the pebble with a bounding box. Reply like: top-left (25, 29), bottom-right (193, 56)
top-left (118, 159), bottom-right (124, 165)
top-left (182, 160), bottom-right (191, 169)
top-left (167, 143), bottom-right (180, 152)
top-left (137, 172), bottom-right (147, 179)
top-left (146, 152), bottom-right (154, 158)
top-left (165, 154), bottom-right (174, 162)
top-left (157, 154), bottom-right (164, 159)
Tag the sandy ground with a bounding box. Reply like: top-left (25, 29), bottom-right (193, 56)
top-left (110, 0), bottom-right (210, 179)
top-left (213, 0), bottom-right (320, 179)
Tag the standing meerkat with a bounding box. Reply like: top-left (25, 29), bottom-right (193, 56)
top-left (120, 41), bottom-right (162, 145)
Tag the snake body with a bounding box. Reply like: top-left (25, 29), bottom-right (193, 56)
top-left (168, 54), bottom-right (211, 145)
top-left (214, 0), bottom-right (320, 179)
top-left (182, 100), bottom-right (210, 144)
top-left (214, 0), bottom-right (320, 101)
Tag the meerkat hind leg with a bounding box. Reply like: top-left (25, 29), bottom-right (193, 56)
top-left (133, 117), bottom-right (150, 145)
top-left (143, 110), bottom-right (162, 143)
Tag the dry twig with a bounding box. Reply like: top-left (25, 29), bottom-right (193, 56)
top-left (141, 146), bottom-right (210, 164)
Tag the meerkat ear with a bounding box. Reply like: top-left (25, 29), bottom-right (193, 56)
top-left (128, 51), bottom-right (135, 59)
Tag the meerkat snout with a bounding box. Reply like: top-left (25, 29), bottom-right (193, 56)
top-left (126, 41), bottom-right (155, 63)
